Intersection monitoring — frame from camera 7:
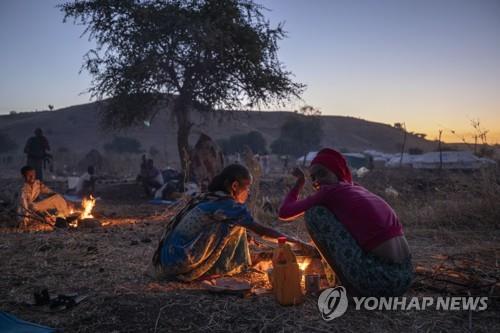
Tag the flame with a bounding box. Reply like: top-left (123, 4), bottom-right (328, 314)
top-left (298, 258), bottom-right (311, 272)
top-left (254, 260), bottom-right (273, 272)
top-left (80, 195), bottom-right (96, 219)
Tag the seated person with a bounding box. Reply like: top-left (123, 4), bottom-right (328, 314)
top-left (75, 166), bottom-right (96, 197)
top-left (154, 167), bottom-right (184, 200)
top-left (138, 159), bottom-right (164, 197)
top-left (18, 165), bottom-right (72, 227)
top-left (279, 148), bottom-right (413, 296)
top-left (151, 164), bottom-right (316, 281)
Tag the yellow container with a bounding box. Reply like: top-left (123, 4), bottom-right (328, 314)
top-left (271, 237), bottom-right (304, 305)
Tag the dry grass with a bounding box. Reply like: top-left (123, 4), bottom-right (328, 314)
top-left (1, 168), bottom-right (499, 332)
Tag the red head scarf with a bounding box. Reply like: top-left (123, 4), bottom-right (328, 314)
top-left (310, 148), bottom-right (353, 183)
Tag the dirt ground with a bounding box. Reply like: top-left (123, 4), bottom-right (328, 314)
top-left (1, 169), bottom-right (499, 332)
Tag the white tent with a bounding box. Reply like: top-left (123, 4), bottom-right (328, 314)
top-left (385, 153), bottom-right (417, 168)
top-left (412, 151), bottom-right (483, 169)
top-left (296, 151), bottom-right (318, 165)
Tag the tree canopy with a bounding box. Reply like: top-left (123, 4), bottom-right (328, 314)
top-left (271, 114), bottom-right (323, 157)
top-left (218, 130), bottom-right (267, 155)
top-left (60, 0), bottom-right (304, 171)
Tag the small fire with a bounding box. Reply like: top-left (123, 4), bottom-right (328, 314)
top-left (298, 258), bottom-right (312, 272)
top-left (80, 195), bottom-right (96, 219)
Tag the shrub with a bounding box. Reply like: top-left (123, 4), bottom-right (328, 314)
top-left (104, 136), bottom-right (143, 154)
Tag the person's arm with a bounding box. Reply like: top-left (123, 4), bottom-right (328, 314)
top-left (278, 183), bottom-right (326, 221)
top-left (19, 187), bottom-right (32, 212)
top-left (242, 219), bottom-right (317, 255)
top-left (278, 167), bottom-right (324, 221)
top-left (244, 220), bottom-right (290, 242)
top-left (39, 181), bottom-right (54, 195)
top-left (227, 205), bottom-right (318, 255)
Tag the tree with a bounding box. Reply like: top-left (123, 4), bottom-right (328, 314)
top-left (48, 104), bottom-right (54, 111)
top-left (60, 0), bottom-right (304, 173)
top-left (296, 105), bottom-right (321, 116)
top-left (270, 114), bottom-right (323, 157)
top-left (218, 131), bottom-right (267, 155)
top-left (103, 136), bottom-right (143, 154)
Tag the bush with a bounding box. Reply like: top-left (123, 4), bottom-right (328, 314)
top-left (104, 136), bottom-right (143, 154)
top-left (270, 115), bottom-right (323, 157)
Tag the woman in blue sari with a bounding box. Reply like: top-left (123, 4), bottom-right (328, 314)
top-left (151, 164), bottom-right (315, 281)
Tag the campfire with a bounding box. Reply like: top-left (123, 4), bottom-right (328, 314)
top-left (80, 195), bottom-right (96, 219)
top-left (67, 195), bottom-right (99, 229)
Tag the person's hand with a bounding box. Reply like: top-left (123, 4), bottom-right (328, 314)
top-left (291, 167), bottom-right (305, 186)
top-left (44, 216), bottom-right (55, 225)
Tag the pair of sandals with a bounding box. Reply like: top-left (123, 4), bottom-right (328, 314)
top-left (33, 289), bottom-right (86, 311)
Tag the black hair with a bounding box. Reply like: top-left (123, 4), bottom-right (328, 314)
top-left (20, 165), bottom-right (34, 176)
top-left (208, 164), bottom-right (251, 193)
top-left (88, 166), bottom-right (95, 174)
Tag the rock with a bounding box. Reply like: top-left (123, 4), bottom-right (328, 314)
top-left (78, 218), bottom-right (102, 229)
top-left (130, 240), bottom-right (139, 246)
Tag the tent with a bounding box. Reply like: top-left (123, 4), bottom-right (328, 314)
top-left (412, 151), bottom-right (483, 169)
top-left (296, 151), bottom-right (371, 169)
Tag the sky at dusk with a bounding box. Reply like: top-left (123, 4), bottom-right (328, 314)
top-left (1, 0), bottom-right (499, 143)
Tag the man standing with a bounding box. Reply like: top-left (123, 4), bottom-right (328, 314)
top-left (18, 166), bottom-right (72, 227)
top-left (24, 128), bottom-right (51, 180)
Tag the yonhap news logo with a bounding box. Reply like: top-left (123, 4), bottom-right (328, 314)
top-left (317, 286), bottom-right (348, 321)
top-left (317, 287), bottom-right (489, 321)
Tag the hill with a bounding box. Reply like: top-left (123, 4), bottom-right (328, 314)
top-left (0, 100), bottom-right (438, 164)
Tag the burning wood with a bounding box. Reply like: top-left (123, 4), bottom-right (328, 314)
top-left (68, 195), bottom-right (98, 228)
top-left (298, 258), bottom-right (311, 272)
top-left (81, 195), bottom-right (96, 219)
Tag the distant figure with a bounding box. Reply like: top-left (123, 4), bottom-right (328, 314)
top-left (75, 166), bottom-right (96, 197)
top-left (139, 154), bottom-right (147, 175)
top-left (77, 149), bottom-right (105, 174)
top-left (190, 133), bottom-right (224, 190)
top-left (282, 155), bottom-right (289, 172)
top-left (234, 152), bottom-right (241, 164)
top-left (24, 128), bottom-right (51, 180)
top-left (138, 158), bottom-right (164, 197)
top-left (262, 154), bottom-right (270, 174)
top-left (18, 165), bottom-right (72, 227)
top-left (154, 167), bottom-right (184, 200)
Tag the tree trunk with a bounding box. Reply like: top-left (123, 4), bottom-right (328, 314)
top-left (173, 99), bottom-right (192, 182)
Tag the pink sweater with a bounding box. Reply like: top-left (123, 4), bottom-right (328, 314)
top-left (279, 182), bottom-right (403, 251)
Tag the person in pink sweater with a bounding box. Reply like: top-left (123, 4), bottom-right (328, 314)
top-left (279, 148), bottom-right (413, 296)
